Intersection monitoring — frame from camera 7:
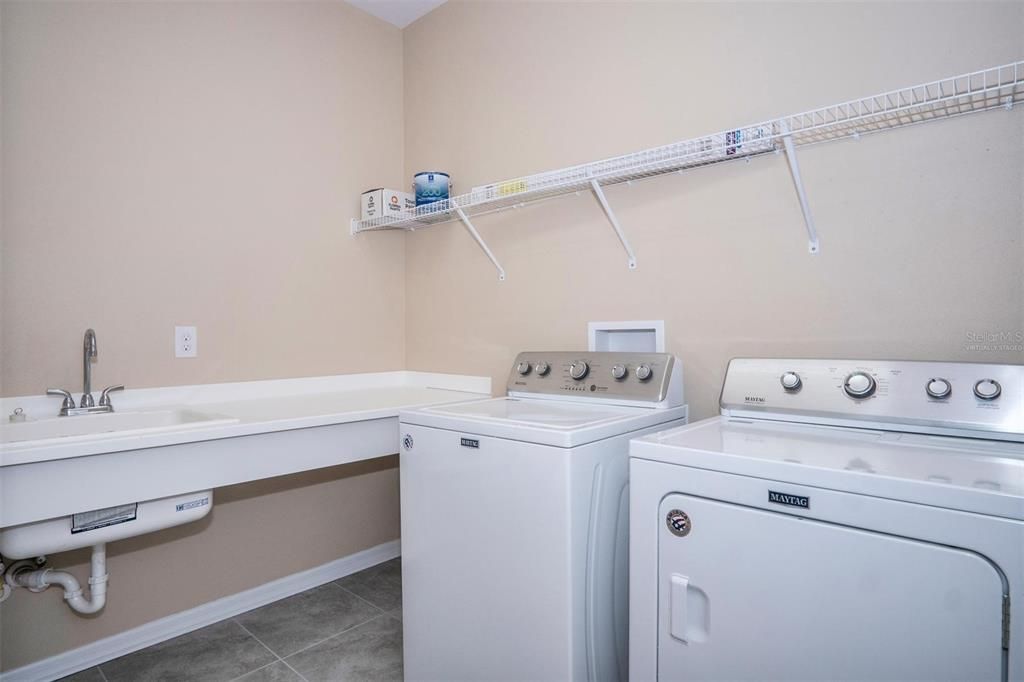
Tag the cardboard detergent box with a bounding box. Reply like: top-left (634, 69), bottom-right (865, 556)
top-left (361, 188), bottom-right (415, 221)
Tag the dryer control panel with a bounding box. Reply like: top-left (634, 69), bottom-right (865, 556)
top-left (507, 352), bottom-right (683, 408)
top-left (720, 358), bottom-right (1024, 441)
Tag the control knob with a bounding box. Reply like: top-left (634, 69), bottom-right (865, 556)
top-left (535, 362), bottom-right (550, 376)
top-left (516, 361), bottom-right (532, 376)
top-left (569, 361), bottom-right (590, 381)
top-left (635, 364), bottom-right (653, 382)
top-left (611, 364), bottom-right (628, 381)
top-left (780, 372), bottom-right (802, 391)
top-left (844, 372), bottom-right (876, 399)
top-left (925, 378), bottom-right (952, 399)
top-left (973, 379), bottom-right (1001, 401)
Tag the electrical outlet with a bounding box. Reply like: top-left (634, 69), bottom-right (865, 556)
top-left (175, 326), bottom-right (198, 358)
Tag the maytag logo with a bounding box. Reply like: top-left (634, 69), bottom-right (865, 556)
top-left (768, 490), bottom-right (810, 509)
top-left (745, 396), bottom-right (766, 403)
top-left (460, 437), bottom-right (479, 449)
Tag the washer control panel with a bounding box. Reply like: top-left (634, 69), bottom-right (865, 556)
top-left (720, 358), bottom-right (1024, 441)
top-left (506, 351), bottom-right (679, 405)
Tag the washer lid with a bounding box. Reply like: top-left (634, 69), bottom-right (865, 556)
top-left (631, 417), bottom-right (1024, 520)
top-left (400, 397), bottom-right (688, 448)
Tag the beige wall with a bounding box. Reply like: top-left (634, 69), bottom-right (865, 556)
top-left (0, 1), bottom-right (406, 671)
top-left (404, 1), bottom-right (1024, 421)
top-left (1, 0), bottom-right (406, 398)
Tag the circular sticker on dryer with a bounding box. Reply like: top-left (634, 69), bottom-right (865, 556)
top-left (666, 509), bottom-right (691, 537)
top-left (402, 434), bottom-right (414, 451)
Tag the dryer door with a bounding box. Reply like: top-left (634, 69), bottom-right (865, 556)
top-left (657, 494), bottom-right (1007, 681)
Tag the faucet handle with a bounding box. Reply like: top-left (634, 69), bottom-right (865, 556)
top-left (99, 385), bottom-right (125, 408)
top-left (46, 388), bottom-right (76, 412)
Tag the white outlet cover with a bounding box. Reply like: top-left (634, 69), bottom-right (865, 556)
top-left (175, 326), bottom-right (198, 358)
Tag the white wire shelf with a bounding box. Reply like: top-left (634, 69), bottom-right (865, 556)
top-left (353, 60), bottom-right (1022, 278)
top-left (353, 60), bottom-right (1023, 236)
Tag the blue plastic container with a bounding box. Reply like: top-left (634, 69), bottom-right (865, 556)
top-left (414, 171), bottom-right (451, 206)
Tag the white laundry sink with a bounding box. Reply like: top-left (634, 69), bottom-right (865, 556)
top-left (0, 372), bottom-right (491, 529)
top-left (1, 409), bottom-right (239, 445)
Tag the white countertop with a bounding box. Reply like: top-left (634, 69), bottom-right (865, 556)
top-left (1, 371), bottom-right (491, 467)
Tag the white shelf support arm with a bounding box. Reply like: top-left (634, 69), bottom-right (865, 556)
top-left (779, 121), bottom-right (821, 255)
top-left (589, 180), bottom-right (638, 270)
top-left (454, 204), bottom-right (506, 281)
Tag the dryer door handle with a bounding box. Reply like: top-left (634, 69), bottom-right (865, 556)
top-left (670, 573), bottom-right (710, 644)
top-left (670, 574), bottom-right (689, 643)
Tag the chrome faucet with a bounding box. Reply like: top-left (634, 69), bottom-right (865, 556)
top-left (82, 328), bottom-right (97, 407)
top-left (46, 328), bottom-right (124, 417)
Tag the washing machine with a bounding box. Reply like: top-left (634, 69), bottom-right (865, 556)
top-left (630, 358), bottom-right (1024, 682)
top-left (400, 351), bottom-right (687, 682)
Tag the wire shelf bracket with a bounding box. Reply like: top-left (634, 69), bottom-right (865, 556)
top-left (454, 204), bottom-right (506, 281)
top-left (779, 120), bottom-right (821, 254)
top-left (589, 180), bottom-right (638, 270)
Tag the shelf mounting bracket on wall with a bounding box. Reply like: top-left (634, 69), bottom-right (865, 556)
top-left (454, 204), bottom-right (506, 281)
top-left (589, 179), bottom-right (638, 270)
top-left (779, 120), bottom-right (821, 254)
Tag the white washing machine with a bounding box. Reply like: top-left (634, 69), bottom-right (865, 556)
top-left (400, 351), bottom-right (687, 682)
top-left (630, 358), bottom-right (1024, 682)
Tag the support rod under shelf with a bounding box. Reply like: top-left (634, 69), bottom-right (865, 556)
top-left (779, 121), bottom-right (821, 255)
top-left (589, 180), bottom-right (638, 270)
top-left (454, 205), bottom-right (506, 281)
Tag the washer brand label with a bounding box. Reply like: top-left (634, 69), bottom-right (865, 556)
top-left (768, 490), bottom-right (810, 509)
top-left (460, 437), bottom-right (479, 449)
top-left (176, 497), bottom-right (209, 512)
top-left (402, 434), bottom-right (414, 450)
top-left (744, 396), bottom-right (766, 403)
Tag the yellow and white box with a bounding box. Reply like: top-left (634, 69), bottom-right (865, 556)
top-left (361, 188), bottom-right (415, 221)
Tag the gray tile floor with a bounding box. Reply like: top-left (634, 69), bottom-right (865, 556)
top-left (61, 558), bottom-right (403, 682)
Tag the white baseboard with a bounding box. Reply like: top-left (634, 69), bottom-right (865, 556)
top-left (1, 540), bottom-right (401, 682)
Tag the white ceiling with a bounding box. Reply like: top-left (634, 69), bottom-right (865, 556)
top-left (347, 0), bottom-right (447, 29)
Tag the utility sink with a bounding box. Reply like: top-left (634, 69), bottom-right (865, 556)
top-left (1, 409), bottom-right (239, 445)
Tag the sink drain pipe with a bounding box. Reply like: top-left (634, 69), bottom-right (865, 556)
top-left (5, 544), bottom-right (108, 614)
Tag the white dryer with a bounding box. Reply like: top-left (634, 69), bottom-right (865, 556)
top-left (630, 358), bottom-right (1024, 682)
top-left (400, 351), bottom-right (687, 682)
